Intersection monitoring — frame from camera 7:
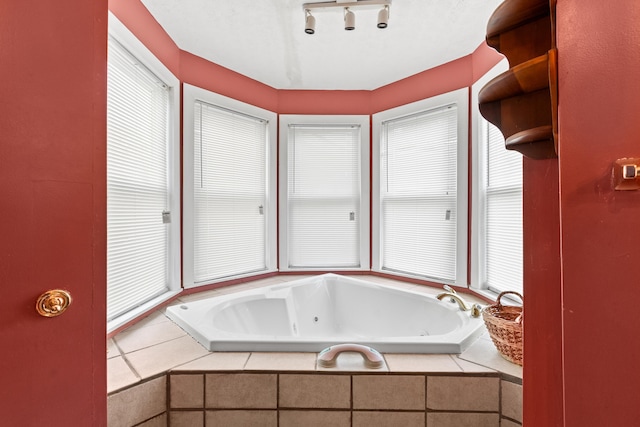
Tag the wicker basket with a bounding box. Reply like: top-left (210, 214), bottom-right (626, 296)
top-left (482, 291), bottom-right (523, 366)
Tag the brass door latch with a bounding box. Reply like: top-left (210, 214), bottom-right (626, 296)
top-left (36, 290), bottom-right (72, 317)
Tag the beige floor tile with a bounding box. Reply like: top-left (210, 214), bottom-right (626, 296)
top-left (501, 380), bottom-right (523, 422)
top-left (170, 374), bottom-right (204, 408)
top-left (500, 418), bottom-right (522, 427)
top-left (107, 376), bottom-right (166, 427)
top-left (280, 410), bottom-right (351, 427)
top-left (353, 375), bottom-right (425, 410)
top-left (245, 352), bottom-right (317, 371)
top-left (384, 354), bottom-right (461, 372)
top-left (458, 337), bottom-right (523, 379)
top-left (107, 356), bottom-right (140, 393)
top-left (114, 319), bottom-right (187, 354)
top-left (427, 376), bottom-right (500, 411)
top-left (427, 412), bottom-right (500, 427)
top-left (172, 352), bottom-right (250, 371)
top-left (205, 373), bottom-right (277, 409)
top-left (353, 411), bottom-right (425, 427)
top-left (206, 410), bottom-right (277, 426)
top-left (125, 335), bottom-right (209, 379)
top-left (279, 374), bottom-right (351, 409)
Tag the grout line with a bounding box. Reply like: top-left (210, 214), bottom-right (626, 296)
top-left (112, 340), bottom-right (143, 381)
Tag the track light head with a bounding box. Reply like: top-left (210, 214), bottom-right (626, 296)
top-left (305, 10), bottom-right (316, 34)
top-left (377, 6), bottom-right (389, 29)
top-left (344, 7), bottom-right (355, 31)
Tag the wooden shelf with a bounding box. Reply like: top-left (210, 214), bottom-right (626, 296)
top-left (486, 0), bottom-right (550, 49)
top-left (479, 53), bottom-right (550, 104)
top-left (479, 0), bottom-right (558, 159)
top-left (506, 126), bottom-right (556, 159)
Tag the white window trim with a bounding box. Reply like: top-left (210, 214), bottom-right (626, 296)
top-left (372, 88), bottom-right (469, 286)
top-left (183, 83), bottom-right (278, 288)
top-left (107, 13), bottom-right (181, 333)
top-left (279, 115), bottom-right (371, 272)
top-left (470, 59), bottom-right (510, 295)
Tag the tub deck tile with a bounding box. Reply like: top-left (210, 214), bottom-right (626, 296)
top-left (173, 352), bottom-right (251, 371)
top-left (384, 353), bottom-right (461, 373)
top-left (125, 335), bottom-right (209, 379)
top-left (107, 355), bottom-right (140, 393)
top-left (245, 352), bottom-right (317, 371)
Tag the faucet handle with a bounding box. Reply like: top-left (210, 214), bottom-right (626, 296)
top-left (471, 303), bottom-right (483, 318)
top-left (443, 284), bottom-right (457, 294)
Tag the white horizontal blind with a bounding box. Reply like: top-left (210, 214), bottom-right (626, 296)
top-left (106, 38), bottom-right (170, 320)
top-left (288, 125), bottom-right (361, 267)
top-left (380, 105), bottom-right (458, 281)
top-left (193, 101), bottom-right (267, 282)
top-left (484, 121), bottom-right (523, 294)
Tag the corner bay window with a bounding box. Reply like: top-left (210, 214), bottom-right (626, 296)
top-left (183, 85), bottom-right (277, 287)
top-left (373, 89), bottom-right (468, 285)
top-left (106, 30), bottom-right (180, 324)
top-left (279, 115), bottom-right (370, 271)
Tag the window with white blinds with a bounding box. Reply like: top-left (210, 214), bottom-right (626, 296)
top-left (373, 89), bottom-right (468, 284)
top-left (287, 125), bottom-right (361, 267)
top-left (482, 120), bottom-right (523, 294)
top-left (106, 37), bottom-right (175, 321)
top-left (279, 115), bottom-right (370, 271)
top-left (380, 105), bottom-right (458, 280)
top-left (191, 101), bottom-right (269, 282)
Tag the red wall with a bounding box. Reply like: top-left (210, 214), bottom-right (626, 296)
top-left (557, 1), bottom-right (640, 425)
top-left (0, 1), bottom-right (107, 425)
top-left (108, 0), bottom-right (501, 116)
top-left (522, 159), bottom-right (563, 426)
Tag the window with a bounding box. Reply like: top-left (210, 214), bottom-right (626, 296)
top-left (183, 84), bottom-right (277, 287)
top-left (106, 15), bottom-right (180, 329)
top-left (471, 59), bottom-right (523, 296)
top-left (478, 119), bottom-right (523, 294)
top-left (373, 89), bottom-right (468, 285)
top-left (279, 116), bottom-right (370, 270)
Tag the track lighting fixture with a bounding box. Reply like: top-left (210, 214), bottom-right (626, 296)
top-left (305, 10), bottom-right (316, 34)
top-left (377, 5), bottom-right (389, 29)
top-left (302, 0), bottom-right (391, 34)
top-left (344, 8), bottom-right (355, 31)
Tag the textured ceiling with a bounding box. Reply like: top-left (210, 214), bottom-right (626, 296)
top-left (141, 0), bottom-right (504, 90)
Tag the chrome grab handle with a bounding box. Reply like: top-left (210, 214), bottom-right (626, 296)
top-left (318, 343), bottom-right (384, 369)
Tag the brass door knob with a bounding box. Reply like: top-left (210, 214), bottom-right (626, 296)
top-left (36, 290), bottom-right (72, 317)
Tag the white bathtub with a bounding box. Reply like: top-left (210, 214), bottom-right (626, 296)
top-left (166, 274), bottom-right (485, 353)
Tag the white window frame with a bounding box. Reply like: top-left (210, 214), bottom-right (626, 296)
top-left (470, 59), bottom-right (523, 296)
top-left (279, 115), bottom-right (370, 271)
top-left (183, 84), bottom-right (277, 288)
top-left (107, 13), bottom-right (181, 333)
top-left (372, 88), bottom-right (468, 286)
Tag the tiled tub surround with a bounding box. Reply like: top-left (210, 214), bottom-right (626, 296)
top-left (108, 275), bottom-right (522, 426)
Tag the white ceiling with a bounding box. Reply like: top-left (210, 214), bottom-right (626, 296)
top-left (140, 0), bottom-right (504, 90)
